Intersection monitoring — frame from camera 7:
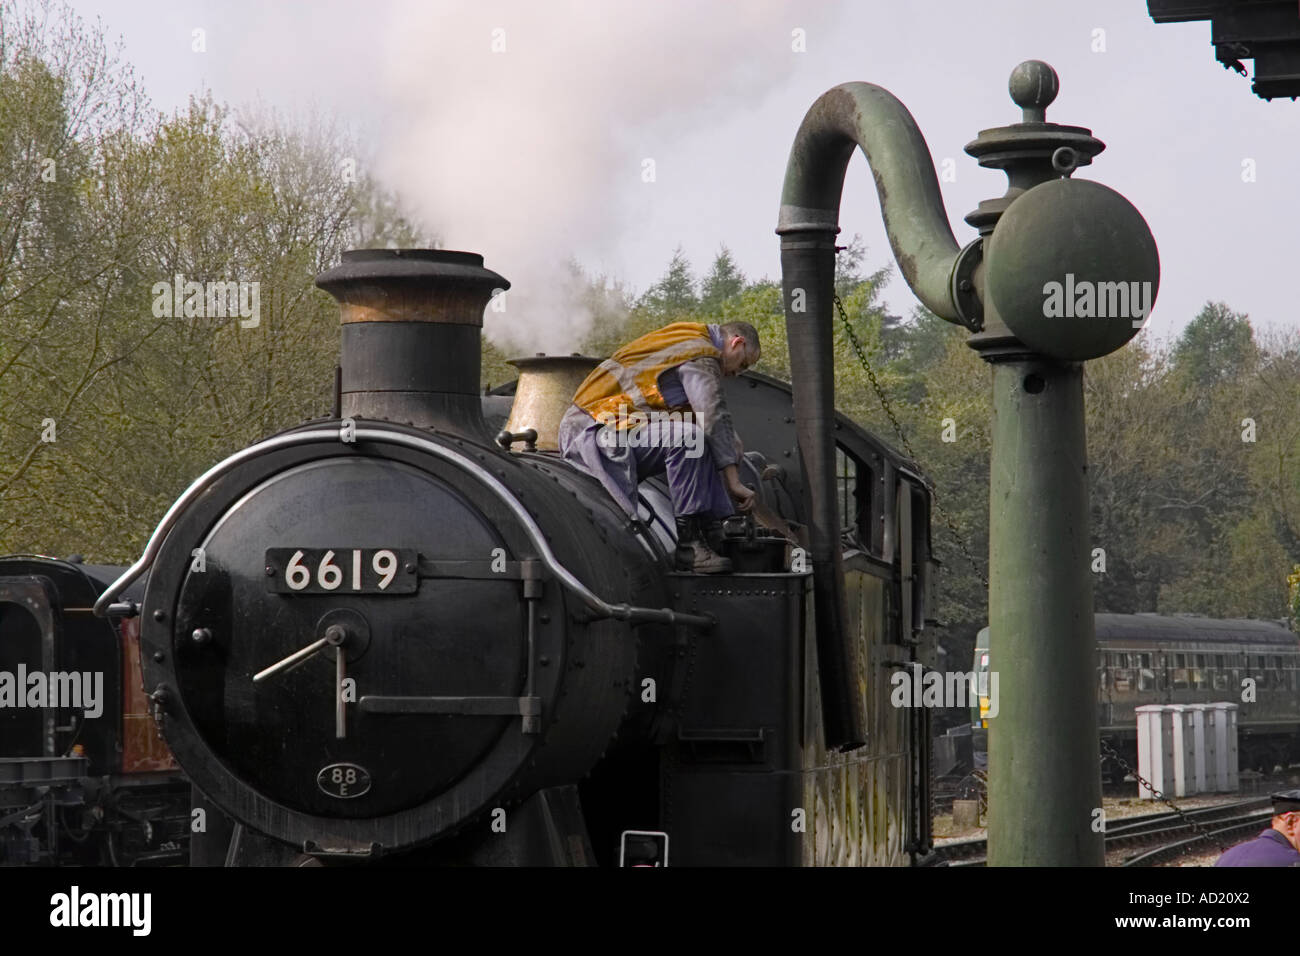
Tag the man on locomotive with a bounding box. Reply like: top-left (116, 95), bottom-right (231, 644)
top-left (558, 321), bottom-right (759, 573)
top-left (1214, 789), bottom-right (1300, 866)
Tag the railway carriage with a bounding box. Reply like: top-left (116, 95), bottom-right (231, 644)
top-left (974, 614), bottom-right (1300, 780)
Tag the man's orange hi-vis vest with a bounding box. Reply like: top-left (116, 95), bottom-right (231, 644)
top-left (573, 322), bottom-right (721, 430)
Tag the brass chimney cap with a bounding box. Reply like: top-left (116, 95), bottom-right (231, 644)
top-left (315, 248), bottom-right (509, 326)
top-left (506, 353), bottom-right (604, 373)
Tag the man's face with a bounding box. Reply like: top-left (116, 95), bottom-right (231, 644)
top-left (1277, 812), bottom-right (1300, 852)
top-left (721, 336), bottom-right (757, 377)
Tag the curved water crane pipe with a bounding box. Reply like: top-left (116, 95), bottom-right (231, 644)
top-left (777, 83), bottom-right (966, 749)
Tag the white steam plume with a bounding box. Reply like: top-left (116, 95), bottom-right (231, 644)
top-left (375, 0), bottom-right (832, 354)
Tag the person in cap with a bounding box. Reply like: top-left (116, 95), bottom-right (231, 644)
top-left (558, 321), bottom-right (759, 573)
top-left (1214, 789), bottom-right (1300, 866)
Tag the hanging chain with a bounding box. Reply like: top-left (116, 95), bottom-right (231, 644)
top-left (830, 269), bottom-right (986, 589)
top-left (1099, 737), bottom-right (1228, 853)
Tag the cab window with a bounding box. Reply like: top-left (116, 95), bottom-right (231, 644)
top-left (835, 447), bottom-right (876, 553)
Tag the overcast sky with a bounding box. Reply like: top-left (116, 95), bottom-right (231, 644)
top-left (63, 0), bottom-right (1297, 347)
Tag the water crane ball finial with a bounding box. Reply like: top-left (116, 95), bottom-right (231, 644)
top-left (986, 178), bottom-right (1159, 362)
top-left (1009, 60), bottom-right (1059, 122)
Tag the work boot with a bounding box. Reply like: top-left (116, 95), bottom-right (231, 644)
top-left (675, 516), bottom-right (732, 573)
top-left (701, 517), bottom-right (727, 555)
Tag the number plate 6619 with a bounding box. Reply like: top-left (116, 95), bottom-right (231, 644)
top-left (265, 548), bottom-right (418, 595)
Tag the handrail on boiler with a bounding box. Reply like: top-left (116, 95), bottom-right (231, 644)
top-left (92, 424), bottom-right (714, 630)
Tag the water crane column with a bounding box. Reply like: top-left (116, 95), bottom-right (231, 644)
top-left (777, 60), bottom-right (1159, 865)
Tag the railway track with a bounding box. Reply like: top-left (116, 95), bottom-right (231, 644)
top-left (1120, 809), bottom-right (1275, 867)
top-left (931, 797), bottom-right (1272, 866)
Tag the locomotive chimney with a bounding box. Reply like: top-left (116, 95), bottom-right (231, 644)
top-left (315, 249), bottom-right (509, 440)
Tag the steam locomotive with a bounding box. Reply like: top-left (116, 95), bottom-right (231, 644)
top-left (0, 556), bottom-right (190, 865)
top-left (973, 614), bottom-right (1300, 781)
top-left (89, 248), bottom-right (938, 866)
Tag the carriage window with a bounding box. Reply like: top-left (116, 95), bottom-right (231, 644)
top-left (1195, 654), bottom-right (1205, 668)
top-left (1173, 668), bottom-right (1189, 690)
top-left (1137, 653), bottom-right (1151, 669)
top-left (1191, 667), bottom-right (1206, 690)
top-left (1215, 655), bottom-right (1225, 669)
top-left (1174, 653), bottom-right (1186, 668)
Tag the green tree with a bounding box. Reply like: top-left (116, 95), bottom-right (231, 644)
top-left (0, 0), bottom-right (158, 554)
top-left (1171, 301), bottom-right (1256, 391)
top-left (700, 245), bottom-right (744, 313)
top-left (640, 244), bottom-right (697, 314)
top-left (1085, 340), bottom-right (1188, 611)
top-left (0, 3), bottom-right (424, 559)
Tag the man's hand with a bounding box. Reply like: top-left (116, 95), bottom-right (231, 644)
top-left (722, 464), bottom-right (755, 513)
